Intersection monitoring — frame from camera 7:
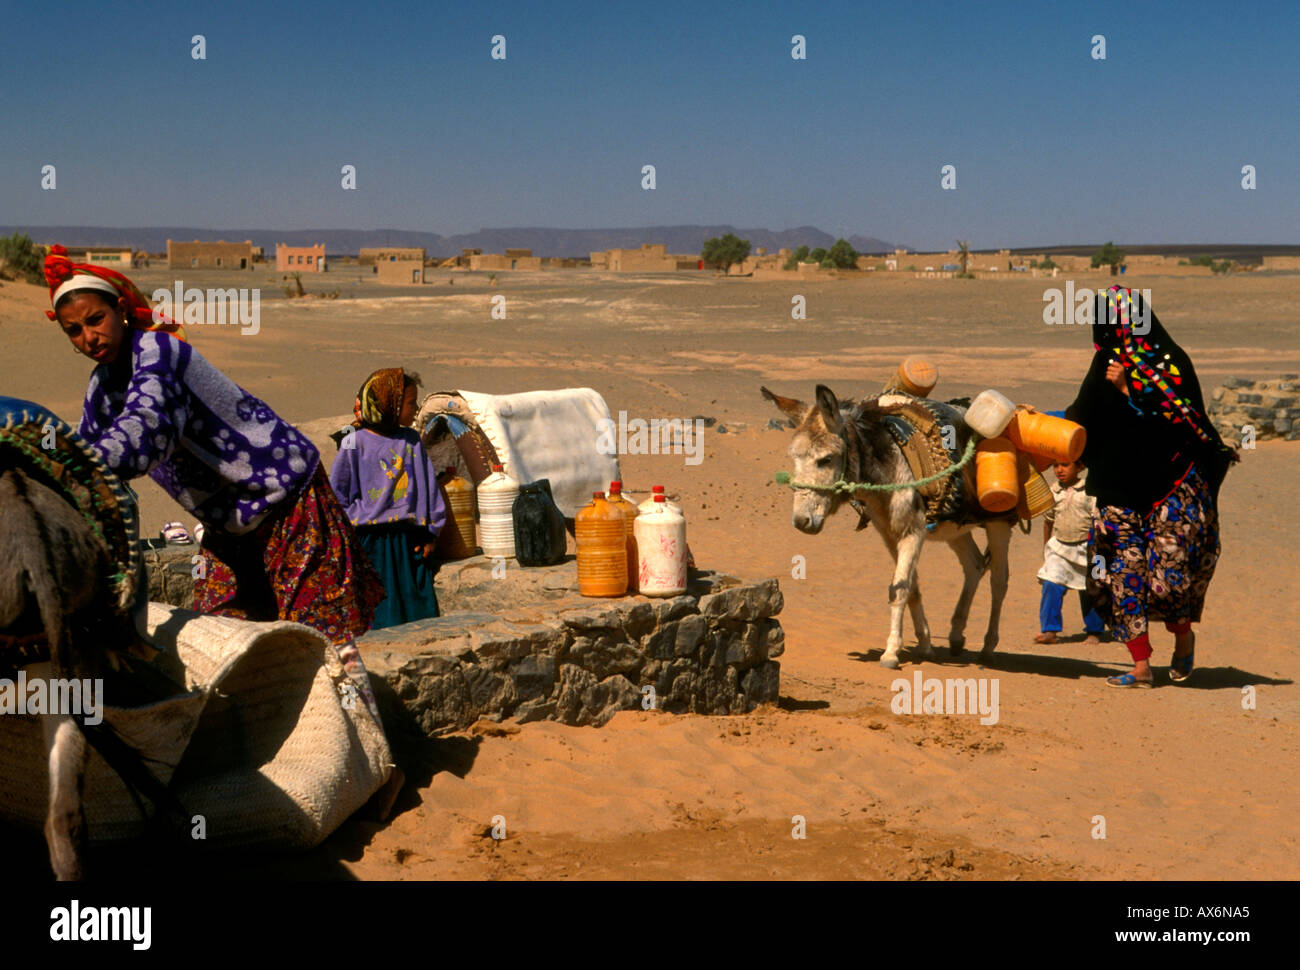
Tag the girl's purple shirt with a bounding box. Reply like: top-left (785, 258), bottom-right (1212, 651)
top-left (328, 426), bottom-right (446, 537)
top-left (78, 328), bottom-right (319, 534)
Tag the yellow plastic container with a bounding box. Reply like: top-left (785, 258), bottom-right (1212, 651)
top-left (576, 492), bottom-right (629, 597)
top-left (885, 356), bottom-right (938, 397)
top-left (1006, 409), bottom-right (1086, 463)
top-left (975, 437), bottom-right (1019, 513)
top-left (605, 480), bottom-right (639, 593)
top-left (435, 467), bottom-right (478, 559)
top-left (1016, 451), bottom-right (1055, 520)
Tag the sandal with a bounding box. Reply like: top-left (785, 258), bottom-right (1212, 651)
top-left (1106, 672), bottom-right (1154, 689)
top-left (161, 521), bottom-right (192, 545)
top-left (1169, 650), bottom-right (1194, 683)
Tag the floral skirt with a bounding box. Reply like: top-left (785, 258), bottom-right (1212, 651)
top-left (193, 465), bottom-right (386, 644)
top-left (1088, 466), bottom-right (1220, 643)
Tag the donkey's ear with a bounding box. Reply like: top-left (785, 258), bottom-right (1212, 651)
top-left (760, 386), bottom-right (807, 424)
top-left (814, 384), bottom-right (842, 433)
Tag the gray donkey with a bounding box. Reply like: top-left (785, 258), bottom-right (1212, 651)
top-left (763, 384), bottom-right (1014, 669)
top-left (0, 468), bottom-right (182, 880)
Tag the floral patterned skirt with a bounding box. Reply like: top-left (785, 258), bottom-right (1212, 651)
top-left (1089, 465), bottom-right (1220, 642)
top-left (193, 465), bottom-right (386, 644)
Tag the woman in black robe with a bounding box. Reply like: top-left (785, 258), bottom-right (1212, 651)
top-left (1065, 286), bottom-right (1237, 687)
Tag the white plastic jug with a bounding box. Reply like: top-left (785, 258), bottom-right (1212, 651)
top-left (477, 463), bottom-right (519, 558)
top-left (964, 389), bottom-right (1017, 438)
top-left (636, 485), bottom-right (682, 516)
top-left (633, 495), bottom-right (688, 596)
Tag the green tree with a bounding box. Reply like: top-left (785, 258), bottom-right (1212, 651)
top-left (809, 247), bottom-right (828, 264)
top-left (956, 240), bottom-right (971, 275)
top-left (701, 233), bottom-right (751, 274)
top-left (827, 238), bottom-right (859, 269)
top-left (0, 233), bottom-right (44, 285)
top-left (1040, 256), bottom-right (1058, 270)
top-left (784, 244), bottom-right (810, 270)
top-left (1091, 241), bottom-right (1126, 276)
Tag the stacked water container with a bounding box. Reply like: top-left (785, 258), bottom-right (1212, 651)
top-left (477, 463), bottom-right (519, 558)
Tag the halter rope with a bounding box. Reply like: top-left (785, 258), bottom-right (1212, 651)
top-left (773, 435), bottom-right (977, 494)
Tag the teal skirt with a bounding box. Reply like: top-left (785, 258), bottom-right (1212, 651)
top-left (356, 523), bottom-right (440, 630)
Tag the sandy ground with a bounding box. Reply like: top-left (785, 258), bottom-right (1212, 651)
top-left (3, 268), bottom-right (1298, 880)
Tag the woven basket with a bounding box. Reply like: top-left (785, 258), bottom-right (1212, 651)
top-left (0, 603), bottom-right (392, 848)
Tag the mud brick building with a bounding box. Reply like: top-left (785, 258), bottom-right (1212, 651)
top-left (167, 239), bottom-right (255, 270)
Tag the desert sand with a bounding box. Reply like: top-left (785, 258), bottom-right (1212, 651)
top-left (3, 267), bottom-right (1298, 880)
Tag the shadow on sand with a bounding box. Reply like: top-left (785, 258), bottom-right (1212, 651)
top-left (849, 643), bottom-right (1292, 690)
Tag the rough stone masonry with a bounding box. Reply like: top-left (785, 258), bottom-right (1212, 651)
top-left (1210, 375), bottom-right (1300, 443)
top-left (143, 549), bottom-right (784, 736)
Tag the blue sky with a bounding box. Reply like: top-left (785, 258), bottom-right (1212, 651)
top-left (2, 0), bottom-right (1297, 249)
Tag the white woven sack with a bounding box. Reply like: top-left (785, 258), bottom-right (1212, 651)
top-left (0, 603), bottom-right (392, 849)
top-left (458, 387), bottom-right (621, 517)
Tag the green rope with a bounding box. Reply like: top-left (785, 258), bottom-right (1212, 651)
top-left (774, 435), bottom-right (977, 494)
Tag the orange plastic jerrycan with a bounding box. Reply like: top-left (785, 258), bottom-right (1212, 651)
top-left (435, 467), bottom-right (478, 560)
top-left (975, 437), bottom-right (1019, 513)
top-left (1006, 409), bottom-right (1086, 464)
top-left (576, 492), bottom-right (629, 597)
top-left (605, 480), bottom-right (639, 593)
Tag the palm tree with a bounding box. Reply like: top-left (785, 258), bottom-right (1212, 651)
top-left (957, 240), bottom-right (971, 275)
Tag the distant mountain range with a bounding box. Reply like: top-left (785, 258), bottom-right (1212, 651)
top-left (1, 225), bottom-right (900, 258)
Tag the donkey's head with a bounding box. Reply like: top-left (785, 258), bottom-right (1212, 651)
top-left (762, 384), bottom-right (848, 534)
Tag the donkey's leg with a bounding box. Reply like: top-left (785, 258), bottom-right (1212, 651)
top-left (882, 531), bottom-right (925, 669)
top-left (946, 533), bottom-right (986, 658)
top-left (41, 686), bottom-right (89, 881)
top-left (906, 569), bottom-right (933, 660)
top-left (980, 521), bottom-right (1013, 660)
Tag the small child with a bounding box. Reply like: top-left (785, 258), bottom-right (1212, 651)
top-left (1034, 458), bottom-right (1106, 644)
top-left (329, 368), bottom-right (446, 630)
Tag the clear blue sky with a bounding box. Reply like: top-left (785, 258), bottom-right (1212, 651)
top-left (3, 0), bottom-right (1297, 250)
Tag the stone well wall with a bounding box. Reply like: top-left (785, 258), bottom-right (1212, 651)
top-left (142, 548), bottom-right (784, 735)
top-left (1210, 375), bottom-right (1300, 443)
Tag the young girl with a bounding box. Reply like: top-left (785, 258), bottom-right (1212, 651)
top-left (1034, 459), bottom-right (1105, 645)
top-left (329, 368), bottom-right (446, 629)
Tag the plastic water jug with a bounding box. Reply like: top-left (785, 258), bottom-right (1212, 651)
top-left (975, 437), bottom-right (1018, 512)
top-left (636, 485), bottom-right (681, 515)
top-left (1015, 451), bottom-right (1055, 520)
top-left (513, 479), bottom-right (566, 566)
top-left (1006, 408), bottom-right (1086, 464)
top-left (965, 390), bottom-right (1017, 438)
top-left (477, 463), bottom-right (519, 558)
top-left (606, 480), bottom-right (639, 592)
top-left (633, 495), bottom-right (688, 596)
top-left (884, 357), bottom-right (938, 397)
top-left (576, 492), bottom-right (628, 596)
top-left (435, 467), bottom-right (477, 559)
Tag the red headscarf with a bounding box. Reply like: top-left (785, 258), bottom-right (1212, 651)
top-left (44, 244), bottom-right (188, 341)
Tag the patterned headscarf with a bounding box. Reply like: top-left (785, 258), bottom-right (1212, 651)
top-left (44, 244), bottom-right (188, 341)
top-left (351, 368), bottom-right (408, 434)
top-left (1091, 285), bottom-right (1213, 444)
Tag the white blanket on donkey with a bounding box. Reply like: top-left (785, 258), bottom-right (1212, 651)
top-left (0, 603), bottom-right (392, 848)
top-left (458, 387), bottom-right (620, 518)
